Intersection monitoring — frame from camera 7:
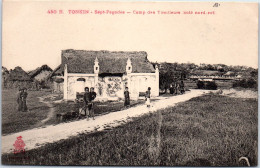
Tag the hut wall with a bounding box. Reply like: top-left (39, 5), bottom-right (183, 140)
top-left (53, 82), bottom-right (64, 93)
top-left (48, 76), bottom-right (64, 93)
top-left (34, 70), bottom-right (52, 82)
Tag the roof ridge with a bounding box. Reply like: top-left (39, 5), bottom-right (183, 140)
top-left (61, 50), bottom-right (154, 74)
top-left (62, 49), bottom-right (147, 53)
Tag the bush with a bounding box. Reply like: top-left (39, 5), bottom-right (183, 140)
top-left (205, 81), bottom-right (218, 90)
top-left (233, 78), bottom-right (257, 88)
top-left (197, 80), bottom-right (218, 90)
top-left (197, 80), bottom-right (205, 89)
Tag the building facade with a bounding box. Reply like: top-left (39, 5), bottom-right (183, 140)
top-left (60, 50), bottom-right (159, 100)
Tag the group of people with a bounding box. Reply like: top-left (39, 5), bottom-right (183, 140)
top-left (81, 86), bottom-right (152, 119)
top-left (17, 83), bottom-right (180, 118)
top-left (17, 88), bottom-right (28, 112)
top-left (169, 80), bottom-right (185, 95)
top-left (124, 86), bottom-right (152, 108)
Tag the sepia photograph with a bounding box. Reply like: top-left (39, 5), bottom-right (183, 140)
top-left (1, 0), bottom-right (258, 166)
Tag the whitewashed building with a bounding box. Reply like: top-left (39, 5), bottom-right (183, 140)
top-left (59, 49), bottom-right (159, 100)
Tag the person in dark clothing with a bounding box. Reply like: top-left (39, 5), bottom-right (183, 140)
top-left (17, 89), bottom-right (22, 112)
top-left (145, 87), bottom-right (151, 107)
top-left (174, 81), bottom-right (179, 95)
top-left (90, 87), bottom-right (97, 101)
top-left (169, 84), bottom-right (174, 94)
top-left (83, 87), bottom-right (90, 101)
top-left (180, 80), bottom-right (185, 94)
top-left (89, 87), bottom-right (97, 120)
top-left (124, 87), bottom-right (130, 107)
top-left (83, 87), bottom-right (91, 117)
top-left (21, 88), bottom-right (28, 112)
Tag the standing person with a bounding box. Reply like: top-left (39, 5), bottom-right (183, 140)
top-left (17, 89), bottom-right (22, 112)
top-left (173, 81), bottom-right (177, 95)
top-left (169, 84), bottom-right (174, 94)
top-left (83, 87), bottom-right (91, 118)
top-left (175, 81), bottom-right (179, 95)
top-left (124, 87), bottom-right (130, 108)
top-left (180, 80), bottom-right (185, 94)
top-left (21, 88), bottom-right (28, 112)
top-left (145, 87), bottom-right (151, 107)
top-left (89, 87), bottom-right (97, 120)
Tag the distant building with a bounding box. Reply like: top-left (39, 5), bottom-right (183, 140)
top-left (28, 65), bottom-right (53, 82)
top-left (46, 65), bottom-right (64, 93)
top-left (51, 49), bottom-right (159, 100)
top-left (2, 66), bottom-right (9, 88)
top-left (5, 66), bottom-right (33, 89)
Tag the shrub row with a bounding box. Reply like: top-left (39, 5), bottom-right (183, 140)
top-left (232, 78), bottom-right (257, 88)
top-left (197, 81), bottom-right (218, 90)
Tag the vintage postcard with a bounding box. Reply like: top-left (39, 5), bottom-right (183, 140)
top-left (1, 0), bottom-right (258, 166)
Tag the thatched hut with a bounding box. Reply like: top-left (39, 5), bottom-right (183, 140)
top-left (5, 66), bottom-right (33, 89)
top-left (60, 49), bottom-right (159, 100)
top-left (28, 64), bottom-right (53, 89)
top-left (2, 66), bottom-right (9, 88)
top-left (46, 64), bottom-right (64, 92)
top-left (28, 64), bottom-right (53, 82)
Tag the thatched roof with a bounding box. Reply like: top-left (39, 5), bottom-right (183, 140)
top-left (28, 64), bottom-right (53, 78)
top-left (2, 66), bottom-right (9, 74)
top-left (7, 66), bottom-right (32, 81)
top-left (46, 64), bottom-right (63, 81)
top-left (61, 50), bottom-right (155, 74)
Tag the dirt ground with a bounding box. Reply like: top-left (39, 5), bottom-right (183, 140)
top-left (220, 88), bottom-right (258, 99)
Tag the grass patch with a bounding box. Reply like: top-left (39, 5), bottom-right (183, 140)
top-left (2, 89), bottom-right (148, 134)
top-left (2, 94), bottom-right (257, 166)
top-left (2, 89), bottom-right (51, 135)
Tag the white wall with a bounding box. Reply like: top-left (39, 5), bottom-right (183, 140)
top-left (129, 73), bottom-right (159, 98)
top-left (65, 73), bottom-right (159, 100)
top-left (67, 76), bottom-right (95, 100)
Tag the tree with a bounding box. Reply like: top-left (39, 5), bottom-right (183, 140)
top-left (158, 62), bottom-right (190, 91)
top-left (250, 69), bottom-right (258, 79)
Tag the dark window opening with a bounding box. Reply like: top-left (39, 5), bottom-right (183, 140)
top-left (77, 78), bottom-right (86, 82)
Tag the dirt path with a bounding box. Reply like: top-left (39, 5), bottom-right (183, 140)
top-left (34, 97), bottom-right (55, 127)
top-left (1, 89), bottom-right (210, 154)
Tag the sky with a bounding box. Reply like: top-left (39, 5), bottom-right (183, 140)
top-left (2, 1), bottom-right (258, 71)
